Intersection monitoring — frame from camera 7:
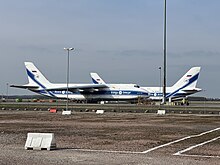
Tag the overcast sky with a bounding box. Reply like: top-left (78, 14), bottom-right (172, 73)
top-left (0, 0), bottom-right (219, 98)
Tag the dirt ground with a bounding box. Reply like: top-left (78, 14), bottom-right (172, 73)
top-left (0, 110), bottom-right (220, 165)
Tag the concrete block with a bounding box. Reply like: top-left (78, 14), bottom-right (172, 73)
top-left (96, 110), bottom-right (104, 114)
top-left (157, 109), bottom-right (166, 115)
top-left (62, 110), bottom-right (71, 115)
top-left (25, 133), bottom-right (56, 150)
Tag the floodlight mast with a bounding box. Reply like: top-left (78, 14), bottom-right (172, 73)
top-left (162, 0), bottom-right (167, 104)
top-left (64, 47), bottom-right (74, 111)
top-left (159, 67), bottom-right (162, 95)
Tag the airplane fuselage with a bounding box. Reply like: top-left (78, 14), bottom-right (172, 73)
top-left (142, 87), bottom-right (201, 100)
top-left (32, 83), bottom-right (149, 101)
top-left (90, 67), bottom-right (202, 102)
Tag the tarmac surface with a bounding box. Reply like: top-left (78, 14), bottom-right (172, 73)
top-left (0, 109), bottom-right (220, 165)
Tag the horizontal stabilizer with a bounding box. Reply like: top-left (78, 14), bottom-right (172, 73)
top-left (10, 84), bottom-right (39, 89)
top-left (182, 88), bottom-right (202, 93)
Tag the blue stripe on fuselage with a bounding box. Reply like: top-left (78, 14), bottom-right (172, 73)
top-left (51, 90), bottom-right (148, 96)
top-left (150, 92), bottom-right (188, 97)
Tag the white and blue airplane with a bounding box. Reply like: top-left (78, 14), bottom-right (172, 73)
top-left (11, 62), bottom-right (149, 101)
top-left (90, 67), bottom-right (202, 102)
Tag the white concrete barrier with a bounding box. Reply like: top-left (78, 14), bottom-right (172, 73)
top-left (96, 110), bottom-right (104, 114)
top-left (25, 133), bottom-right (56, 150)
top-left (157, 109), bottom-right (166, 115)
top-left (62, 110), bottom-right (72, 115)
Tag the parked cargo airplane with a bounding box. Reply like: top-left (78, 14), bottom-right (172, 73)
top-left (10, 62), bottom-right (149, 101)
top-left (91, 67), bottom-right (202, 101)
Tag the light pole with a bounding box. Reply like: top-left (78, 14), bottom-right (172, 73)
top-left (64, 47), bottom-right (74, 111)
top-left (6, 83), bottom-right (9, 102)
top-left (159, 67), bottom-right (162, 96)
top-left (162, 0), bottom-right (167, 104)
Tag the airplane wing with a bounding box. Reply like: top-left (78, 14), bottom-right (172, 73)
top-left (45, 84), bottom-right (108, 93)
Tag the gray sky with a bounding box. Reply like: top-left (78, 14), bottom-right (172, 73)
top-left (0, 0), bottom-right (219, 98)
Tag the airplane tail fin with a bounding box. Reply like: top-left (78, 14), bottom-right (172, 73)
top-left (171, 67), bottom-right (201, 90)
top-left (25, 62), bottom-right (51, 88)
top-left (90, 72), bottom-right (106, 84)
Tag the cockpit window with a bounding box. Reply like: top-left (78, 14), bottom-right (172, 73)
top-left (134, 84), bottom-right (140, 88)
